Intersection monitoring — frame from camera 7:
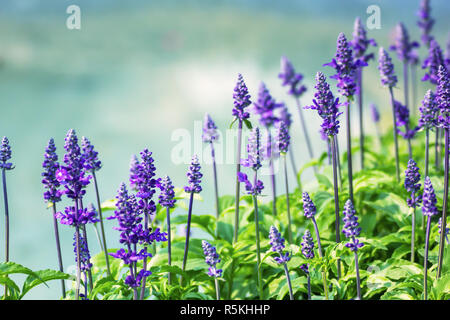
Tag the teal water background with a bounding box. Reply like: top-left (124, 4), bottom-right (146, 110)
top-left (0, 0), bottom-right (448, 299)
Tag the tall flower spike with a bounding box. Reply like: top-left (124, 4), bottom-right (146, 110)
top-left (81, 137), bottom-right (102, 172)
top-left (389, 23), bottom-right (419, 63)
top-left (417, 0), bottom-right (434, 47)
top-left (404, 159), bottom-right (422, 208)
top-left (351, 17), bottom-right (377, 63)
top-left (342, 200), bottom-right (364, 252)
top-left (0, 137), bottom-right (13, 170)
top-left (59, 129), bottom-right (91, 200)
top-left (418, 90), bottom-right (438, 129)
top-left (241, 127), bottom-right (263, 171)
top-left (436, 65), bottom-right (450, 124)
top-left (279, 103), bottom-right (292, 128)
top-left (184, 155), bottom-right (202, 193)
top-left (378, 47), bottom-right (398, 88)
top-left (232, 73), bottom-right (252, 121)
top-left (202, 113), bottom-right (219, 143)
top-left (370, 103), bottom-right (380, 123)
top-left (158, 176), bottom-right (176, 209)
top-left (324, 32), bottom-right (357, 98)
top-left (73, 233), bottom-right (92, 272)
top-left (134, 149), bottom-right (158, 201)
top-left (305, 72), bottom-right (342, 137)
top-left (201, 240), bottom-right (222, 278)
top-left (129, 154), bottom-right (140, 191)
top-left (302, 192), bottom-right (316, 219)
top-left (422, 40), bottom-right (444, 85)
top-left (276, 121), bottom-right (290, 154)
top-left (301, 230), bottom-right (315, 260)
top-left (279, 56), bottom-right (307, 98)
top-left (253, 82), bottom-right (283, 128)
top-left (42, 138), bottom-right (62, 203)
top-left (268, 226), bottom-right (290, 264)
top-left (422, 177), bottom-right (438, 217)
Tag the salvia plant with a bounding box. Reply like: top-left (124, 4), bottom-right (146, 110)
top-left (2, 2), bottom-right (450, 302)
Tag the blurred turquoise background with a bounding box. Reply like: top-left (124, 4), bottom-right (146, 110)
top-left (0, 0), bottom-right (448, 299)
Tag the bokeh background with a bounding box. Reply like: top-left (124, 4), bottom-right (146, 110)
top-left (0, 0), bottom-right (449, 299)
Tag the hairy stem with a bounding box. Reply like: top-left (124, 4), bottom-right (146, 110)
top-left (354, 250), bottom-right (362, 300)
top-left (424, 216), bottom-right (431, 300)
top-left (181, 191), bottom-right (195, 285)
top-left (92, 171), bottom-right (111, 276)
top-left (283, 263), bottom-right (294, 300)
top-left (234, 120), bottom-right (243, 243)
top-left (253, 170), bottom-right (263, 300)
top-left (166, 207), bottom-right (172, 285)
top-left (52, 205), bottom-right (66, 298)
top-left (331, 136), bottom-right (341, 279)
top-left (211, 142), bottom-right (220, 236)
top-left (389, 88), bottom-right (400, 182)
top-left (357, 68), bottom-right (365, 170)
top-left (283, 156), bottom-right (293, 243)
top-left (346, 99), bottom-right (354, 202)
top-left (437, 128), bottom-right (449, 278)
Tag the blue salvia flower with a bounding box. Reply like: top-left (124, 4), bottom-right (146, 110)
top-left (436, 65), bottom-right (450, 129)
top-left (417, 0), bottom-right (435, 47)
top-left (279, 56), bottom-right (307, 98)
top-left (404, 159), bottom-right (422, 208)
top-left (302, 192), bottom-right (316, 219)
top-left (276, 121), bottom-right (290, 154)
top-left (129, 154), bottom-right (140, 191)
top-left (342, 200), bottom-right (364, 252)
top-left (422, 177), bottom-right (438, 217)
top-left (279, 103), bottom-right (292, 128)
top-left (370, 103), bottom-right (380, 123)
top-left (253, 82), bottom-right (283, 128)
top-left (324, 32), bottom-right (358, 98)
top-left (134, 149), bottom-right (158, 202)
top-left (0, 137), bottom-right (13, 170)
top-left (389, 22), bottom-right (419, 63)
top-left (378, 47), bottom-right (398, 88)
top-left (184, 155), bottom-right (202, 193)
top-left (108, 183), bottom-right (167, 288)
top-left (201, 240), bottom-right (222, 278)
top-left (202, 113), bottom-right (219, 143)
top-left (232, 73), bottom-right (252, 122)
top-left (81, 137), bottom-right (102, 172)
top-left (55, 205), bottom-right (99, 227)
top-left (73, 233), bottom-right (92, 272)
top-left (158, 176), bottom-right (176, 209)
top-left (418, 90), bottom-right (438, 129)
top-left (305, 72), bottom-right (342, 137)
top-left (237, 172), bottom-right (264, 196)
top-left (422, 40), bottom-right (445, 85)
top-left (301, 229), bottom-right (315, 259)
top-left (269, 226), bottom-right (291, 264)
top-left (42, 138), bottom-right (62, 203)
top-left (57, 129), bottom-right (91, 200)
top-left (350, 17), bottom-right (377, 64)
top-left (241, 127), bottom-right (263, 171)
top-left (394, 100), bottom-right (417, 139)
top-left (300, 229), bottom-right (314, 275)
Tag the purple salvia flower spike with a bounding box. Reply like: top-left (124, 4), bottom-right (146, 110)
top-left (42, 138), bottom-right (62, 203)
top-left (232, 73), bottom-right (252, 121)
top-left (302, 192), bottom-right (316, 219)
top-left (389, 22), bottom-right (420, 63)
top-left (404, 159), bottom-right (422, 208)
top-left (417, 0), bottom-right (434, 47)
top-left (276, 121), bottom-right (290, 155)
top-left (201, 240), bottom-right (222, 278)
top-left (370, 103), bottom-right (380, 123)
top-left (324, 32), bottom-right (357, 98)
top-left (81, 136), bottom-right (102, 172)
top-left (202, 113), bottom-right (219, 143)
top-left (269, 225), bottom-right (293, 299)
top-left (279, 56), bottom-right (307, 98)
top-left (301, 230), bottom-right (314, 261)
top-left (351, 17), bottom-right (377, 64)
top-left (422, 177), bottom-right (438, 217)
top-left (253, 82), bottom-right (283, 128)
top-left (158, 176), bottom-right (176, 209)
top-left (418, 90), bottom-right (438, 129)
top-left (184, 154), bottom-right (203, 193)
top-left (0, 137), bottom-right (13, 170)
top-left (422, 40), bottom-right (445, 85)
top-left (378, 47), bottom-right (398, 88)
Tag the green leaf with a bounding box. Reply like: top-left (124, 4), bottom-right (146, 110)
top-left (21, 269), bottom-right (73, 299)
